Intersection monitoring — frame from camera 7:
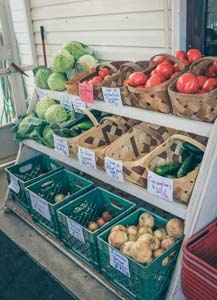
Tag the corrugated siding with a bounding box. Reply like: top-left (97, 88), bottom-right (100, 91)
top-left (29, 0), bottom-right (172, 65)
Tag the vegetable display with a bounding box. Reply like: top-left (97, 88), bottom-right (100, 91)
top-left (35, 67), bottom-right (52, 89)
top-left (108, 212), bottom-right (184, 265)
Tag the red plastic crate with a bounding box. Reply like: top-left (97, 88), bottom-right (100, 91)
top-left (182, 220), bottom-right (217, 300)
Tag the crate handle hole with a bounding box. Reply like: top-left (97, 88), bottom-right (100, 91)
top-left (40, 180), bottom-right (55, 191)
top-left (19, 164), bottom-right (33, 173)
top-left (110, 199), bottom-right (124, 210)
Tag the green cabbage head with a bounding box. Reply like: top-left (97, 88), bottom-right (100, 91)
top-left (78, 55), bottom-right (98, 69)
top-left (63, 41), bottom-right (86, 60)
top-left (35, 67), bottom-right (52, 89)
top-left (48, 73), bottom-right (66, 91)
top-left (35, 97), bottom-right (56, 119)
top-left (44, 104), bottom-right (68, 124)
top-left (42, 126), bottom-right (54, 148)
top-left (52, 49), bottom-right (74, 72)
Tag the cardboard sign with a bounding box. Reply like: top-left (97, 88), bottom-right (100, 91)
top-left (30, 192), bottom-right (51, 221)
top-left (147, 170), bottom-right (173, 202)
top-left (59, 93), bottom-right (73, 111)
top-left (54, 134), bottom-right (69, 156)
top-left (78, 83), bottom-right (94, 103)
top-left (67, 217), bottom-right (85, 243)
top-left (102, 87), bottom-right (123, 106)
top-left (9, 174), bottom-right (20, 194)
top-left (109, 247), bottom-right (130, 278)
top-left (105, 157), bottom-right (124, 182)
top-left (36, 88), bottom-right (48, 99)
top-left (78, 146), bottom-right (96, 169)
top-left (72, 95), bottom-right (87, 113)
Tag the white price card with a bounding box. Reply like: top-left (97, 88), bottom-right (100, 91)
top-left (105, 157), bottom-right (124, 182)
top-left (54, 134), bottom-right (69, 156)
top-left (9, 174), bottom-right (20, 194)
top-left (30, 192), bottom-right (51, 221)
top-left (78, 146), bottom-right (96, 169)
top-left (59, 93), bottom-right (73, 111)
top-left (36, 88), bottom-right (48, 99)
top-left (102, 87), bottom-right (123, 107)
top-left (147, 170), bottom-right (173, 202)
top-left (72, 95), bottom-right (87, 113)
top-left (109, 247), bottom-right (130, 278)
top-left (67, 217), bottom-right (85, 243)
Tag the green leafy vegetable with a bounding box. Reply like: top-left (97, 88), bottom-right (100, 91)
top-left (42, 126), bottom-right (54, 148)
top-left (63, 41), bottom-right (86, 60)
top-left (48, 73), bottom-right (66, 91)
top-left (35, 67), bottom-right (52, 89)
top-left (44, 104), bottom-right (68, 124)
top-left (35, 97), bottom-right (56, 119)
top-left (78, 54), bottom-right (98, 69)
top-left (52, 49), bottom-right (75, 73)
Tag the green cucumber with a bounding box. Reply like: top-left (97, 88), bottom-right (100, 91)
top-left (177, 154), bottom-right (195, 178)
top-left (194, 153), bottom-right (203, 164)
top-left (181, 149), bottom-right (190, 162)
top-left (183, 142), bottom-right (203, 154)
top-left (155, 163), bottom-right (182, 176)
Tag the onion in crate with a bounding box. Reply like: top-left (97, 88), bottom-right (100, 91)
top-left (139, 213), bottom-right (155, 228)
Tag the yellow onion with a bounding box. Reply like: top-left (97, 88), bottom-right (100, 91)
top-left (153, 248), bottom-right (164, 259)
top-left (139, 213), bottom-right (155, 228)
top-left (154, 228), bottom-right (167, 240)
top-left (97, 217), bottom-right (105, 227)
top-left (131, 240), bottom-right (152, 263)
top-left (137, 233), bottom-right (155, 250)
top-left (108, 230), bottom-right (128, 248)
top-left (153, 236), bottom-right (161, 250)
top-left (120, 241), bottom-right (135, 257)
top-left (54, 194), bottom-right (65, 203)
top-left (166, 218), bottom-right (184, 238)
top-left (161, 236), bottom-right (175, 250)
top-left (102, 211), bottom-right (112, 222)
top-left (111, 224), bottom-right (126, 233)
top-left (88, 221), bottom-right (99, 232)
top-left (137, 226), bottom-right (153, 237)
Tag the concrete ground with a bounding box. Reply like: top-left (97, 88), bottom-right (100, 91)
top-left (0, 170), bottom-right (120, 300)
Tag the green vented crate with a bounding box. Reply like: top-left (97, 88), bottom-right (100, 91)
top-left (6, 154), bottom-right (62, 212)
top-left (97, 208), bottom-right (183, 300)
top-left (57, 188), bottom-right (136, 271)
top-left (26, 169), bottom-right (94, 239)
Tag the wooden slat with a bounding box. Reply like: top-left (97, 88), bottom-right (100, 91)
top-left (31, 0), bottom-right (166, 20)
top-left (30, 0), bottom-right (87, 8)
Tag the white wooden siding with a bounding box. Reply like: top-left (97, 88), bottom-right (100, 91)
top-left (30, 0), bottom-right (172, 65)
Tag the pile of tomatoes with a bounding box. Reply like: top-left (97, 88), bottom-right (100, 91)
top-left (127, 49), bottom-right (203, 89)
top-left (83, 67), bottom-right (111, 85)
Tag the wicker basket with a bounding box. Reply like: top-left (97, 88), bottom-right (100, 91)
top-left (101, 61), bottom-right (150, 106)
top-left (168, 56), bottom-right (217, 123)
top-left (68, 113), bottom-right (139, 168)
top-left (128, 53), bottom-right (185, 113)
top-left (65, 63), bottom-right (96, 95)
top-left (145, 134), bottom-right (206, 203)
top-left (105, 123), bottom-right (176, 186)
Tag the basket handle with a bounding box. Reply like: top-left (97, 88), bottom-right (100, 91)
top-left (133, 124), bottom-right (165, 144)
top-left (96, 63), bottom-right (119, 74)
top-left (100, 116), bottom-right (127, 132)
top-left (119, 62), bottom-right (143, 73)
top-left (150, 53), bottom-right (185, 71)
top-left (79, 108), bottom-right (99, 126)
top-left (189, 56), bottom-right (217, 72)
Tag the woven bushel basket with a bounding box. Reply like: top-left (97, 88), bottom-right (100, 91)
top-left (104, 123), bottom-right (176, 186)
top-left (145, 134), bottom-right (206, 203)
top-left (68, 114), bottom-right (139, 168)
top-left (101, 61), bottom-right (150, 106)
top-left (168, 56), bottom-right (217, 123)
top-left (80, 61), bottom-right (128, 100)
top-left (128, 53), bottom-right (185, 113)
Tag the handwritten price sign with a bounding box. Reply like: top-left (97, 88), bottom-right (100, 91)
top-left (78, 146), bottom-right (96, 169)
top-left (109, 247), bottom-right (130, 278)
top-left (102, 87), bottom-right (123, 106)
top-left (147, 170), bottom-right (173, 202)
top-left (9, 174), bottom-right (20, 194)
top-left (67, 217), bottom-right (85, 243)
top-left (78, 83), bottom-right (94, 103)
top-left (105, 157), bottom-right (124, 182)
top-left (30, 192), bottom-right (51, 221)
top-left (72, 95), bottom-right (87, 113)
top-left (59, 93), bottom-right (73, 111)
top-left (54, 134), bottom-right (69, 156)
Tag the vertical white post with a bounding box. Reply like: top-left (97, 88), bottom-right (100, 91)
top-left (172, 0), bottom-right (187, 52)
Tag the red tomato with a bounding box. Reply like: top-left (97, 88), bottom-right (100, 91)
top-left (175, 50), bottom-right (187, 60)
top-left (145, 74), bottom-right (166, 88)
top-left (128, 72), bottom-right (148, 87)
top-left (197, 76), bottom-right (207, 89)
top-left (179, 58), bottom-right (190, 68)
top-left (104, 75), bottom-right (110, 80)
top-left (173, 64), bottom-right (181, 72)
top-left (91, 76), bottom-right (103, 84)
top-left (198, 89), bottom-right (207, 94)
top-left (176, 73), bottom-right (200, 94)
top-left (98, 67), bottom-right (110, 79)
top-left (153, 55), bottom-right (173, 65)
top-left (205, 64), bottom-right (217, 78)
top-left (155, 62), bottom-right (174, 79)
top-left (171, 72), bottom-right (180, 78)
top-left (187, 49), bottom-right (202, 64)
top-left (150, 69), bottom-right (159, 76)
top-left (203, 78), bottom-right (217, 92)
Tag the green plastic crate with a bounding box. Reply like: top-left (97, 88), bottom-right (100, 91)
top-left (97, 208), bottom-right (183, 300)
top-left (57, 188), bottom-right (136, 271)
top-left (6, 154), bottom-right (62, 212)
top-left (26, 169), bottom-right (94, 239)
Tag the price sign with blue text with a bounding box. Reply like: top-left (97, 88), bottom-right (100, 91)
top-left (109, 247), bottom-right (130, 277)
top-left (54, 134), bottom-right (69, 156)
top-left (78, 146), bottom-right (96, 169)
top-left (102, 87), bottom-right (123, 106)
top-left (30, 192), bottom-right (51, 221)
top-left (105, 157), bottom-right (124, 182)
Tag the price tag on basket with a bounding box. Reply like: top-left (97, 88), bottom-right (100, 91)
top-left (30, 192), bottom-right (51, 221)
top-left (36, 88), bottom-right (48, 99)
top-left (72, 95), bottom-right (87, 113)
top-left (9, 174), bottom-right (20, 194)
top-left (147, 170), bottom-right (173, 202)
top-left (59, 93), bottom-right (73, 111)
top-left (53, 134), bottom-right (69, 156)
top-left (102, 87), bottom-right (123, 107)
top-left (66, 217), bottom-right (85, 243)
top-left (78, 83), bottom-right (94, 104)
top-left (78, 146), bottom-right (96, 169)
top-left (105, 157), bottom-right (124, 182)
top-left (109, 247), bottom-right (130, 278)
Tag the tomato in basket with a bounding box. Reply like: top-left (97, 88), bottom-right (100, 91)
top-left (176, 73), bottom-right (200, 94)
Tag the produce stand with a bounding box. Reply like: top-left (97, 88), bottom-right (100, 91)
top-left (4, 86), bottom-right (217, 299)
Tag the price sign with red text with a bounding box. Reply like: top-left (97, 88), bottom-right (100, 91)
top-left (78, 83), bottom-right (94, 103)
